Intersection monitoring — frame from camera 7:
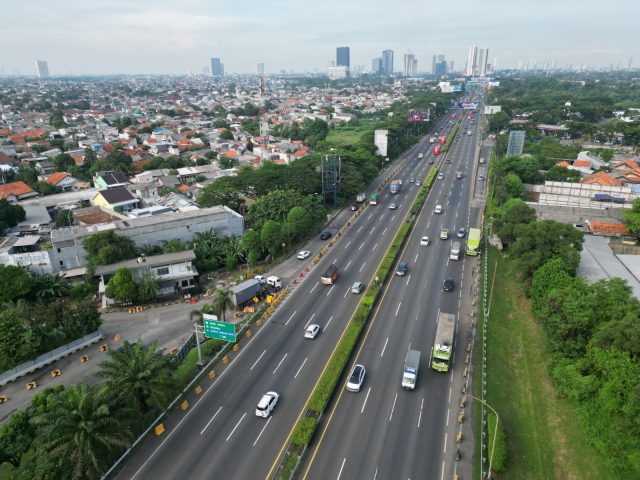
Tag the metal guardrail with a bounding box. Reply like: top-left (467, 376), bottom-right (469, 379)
top-left (0, 330), bottom-right (104, 386)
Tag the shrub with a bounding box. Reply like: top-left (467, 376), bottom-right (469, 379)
top-left (291, 417), bottom-right (317, 446)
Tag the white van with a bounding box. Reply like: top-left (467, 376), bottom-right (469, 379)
top-left (434, 205), bottom-right (443, 214)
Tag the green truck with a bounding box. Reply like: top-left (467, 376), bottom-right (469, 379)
top-left (431, 312), bottom-right (456, 372)
top-left (466, 227), bottom-right (481, 256)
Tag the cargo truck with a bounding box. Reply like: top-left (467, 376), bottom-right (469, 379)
top-left (402, 349), bottom-right (421, 390)
top-left (429, 136), bottom-right (436, 144)
top-left (370, 193), bottom-right (379, 205)
top-left (320, 264), bottom-right (339, 285)
top-left (466, 228), bottom-right (481, 256)
top-left (439, 136), bottom-right (446, 144)
top-left (450, 241), bottom-right (461, 261)
top-left (431, 312), bottom-right (456, 372)
top-left (356, 192), bottom-right (366, 203)
top-left (230, 279), bottom-right (262, 309)
top-left (433, 145), bottom-right (441, 155)
top-left (389, 180), bottom-right (402, 194)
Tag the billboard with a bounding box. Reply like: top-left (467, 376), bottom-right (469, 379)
top-left (461, 102), bottom-right (478, 110)
top-left (408, 108), bottom-right (430, 123)
top-left (484, 105), bottom-right (502, 115)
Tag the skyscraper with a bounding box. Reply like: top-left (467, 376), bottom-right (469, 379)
top-left (35, 60), bottom-right (49, 79)
top-left (432, 54), bottom-right (446, 76)
top-left (478, 47), bottom-right (489, 76)
top-left (466, 45), bottom-right (477, 76)
top-left (382, 50), bottom-right (394, 75)
top-left (336, 47), bottom-right (350, 68)
top-left (403, 54), bottom-right (417, 77)
top-left (371, 57), bottom-right (382, 75)
top-left (257, 63), bottom-right (265, 76)
top-left (211, 58), bottom-right (224, 77)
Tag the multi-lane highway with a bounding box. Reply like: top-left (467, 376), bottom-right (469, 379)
top-left (302, 112), bottom-right (484, 480)
top-left (117, 113), bottom-right (457, 480)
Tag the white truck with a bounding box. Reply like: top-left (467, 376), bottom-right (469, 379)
top-left (402, 349), bottom-right (421, 390)
top-left (356, 192), bottom-right (366, 203)
top-left (450, 241), bottom-right (461, 261)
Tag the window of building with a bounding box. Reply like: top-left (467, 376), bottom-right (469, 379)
top-left (181, 279), bottom-right (189, 287)
top-left (156, 267), bottom-right (169, 275)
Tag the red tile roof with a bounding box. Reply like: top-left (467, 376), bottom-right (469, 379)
top-left (612, 159), bottom-right (639, 170)
top-left (573, 160), bottom-right (591, 168)
top-left (46, 172), bottom-right (69, 186)
top-left (589, 222), bottom-right (629, 235)
top-left (555, 161), bottom-right (570, 167)
top-left (177, 184), bottom-right (190, 192)
top-left (0, 181), bottom-right (35, 199)
top-left (581, 171), bottom-right (622, 187)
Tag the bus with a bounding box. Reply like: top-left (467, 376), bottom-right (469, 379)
top-left (466, 228), bottom-right (481, 256)
top-left (369, 193), bottom-right (379, 205)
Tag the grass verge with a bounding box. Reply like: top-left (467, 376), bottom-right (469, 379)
top-left (476, 246), bottom-right (611, 479)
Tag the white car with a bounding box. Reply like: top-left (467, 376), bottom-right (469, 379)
top-left (388, 203), bottom-right (397, 210)
top-left (346, 364), bottom-right (366, 392)
top-left (434, 205), bottom-right (442, 214)
top-left (255, 391), bottom-right (279, 418)
top-left (420, 236), bottom-right (430, 246)
top-left (437, 173), bottom-right (444, 180)
top-left (297, 250), bottom-right (311, 260)
top-left (304, 324), bottom-right (320, 339)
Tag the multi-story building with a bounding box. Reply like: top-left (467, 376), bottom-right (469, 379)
top-left (478, 47), bottom-right (489, 76)
top-left (371, 57), bottom-right (382, 74)
top-left (328, 66), bottom-right (349, 80)
top-left (403, 54), bottom-right (417, 77)
top-left (256, 63), bottom-right (265, 76)
top-left (466, 45), bottom-right (477, 76)
top-left (432, 54), bottom-right (447, 76)
top-left (35, 60), bottom-right (49, 79)
top-left (382, 50), bottom-right (394, 75)
top-left (211, 57), bottom-right (224, 77)
top-left (336, 47), bottom-right (350, 68)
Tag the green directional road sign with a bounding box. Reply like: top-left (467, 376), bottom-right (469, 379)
top-left (203, 314), bottom-right (236, 342)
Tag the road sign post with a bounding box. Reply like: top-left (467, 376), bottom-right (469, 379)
top-left (203, 314), bottom-right (236, 342)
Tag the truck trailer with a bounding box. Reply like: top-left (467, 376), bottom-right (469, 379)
top-left (402, 349), bottom-right (421, 390)
top-left (389, 180), bottom-right (402, 194)
top-left (431, 312), bottom-right (456, 372)
top-left (230, 279), bottom-right (262, 309)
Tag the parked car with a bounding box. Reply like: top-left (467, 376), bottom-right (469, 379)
top-left (297, 250), bottom-right (311, 260)
top-left (304, 324), bottom-right (320, 339)
top-left (320, 231), bottom-right (332, 240)
top-left (346, 364), bottom-right (366, 392)
top-left (255, 391), bottom-right (279, 417)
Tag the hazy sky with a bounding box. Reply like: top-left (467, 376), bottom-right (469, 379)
top-left (2, 0), bottom-right (638, 75)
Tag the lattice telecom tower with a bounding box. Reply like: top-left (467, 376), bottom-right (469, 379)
top-left (321, 154), bottom-right (341, 209)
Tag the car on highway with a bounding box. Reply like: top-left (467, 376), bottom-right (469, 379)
top-left (351, 204), bottom-right (357, 211)
top-left (478, 175), bottom-right (485, 181)
top-left (443, 277), bottom-right (455, 292)
top-left (410, 177), bottom-right (415, 183)
top-left (255, 391), bottom-right (280, 417)
top-left (388, 203), bottom-right (397, 210)
top-left (456, 171), bottom-right (463, 179)
top-left (420, 236), bottom-right (430, 246)
top-left (320, 231), bottom-right (332, 240)
top-left (437, 173), bottom-right (444, 180)
top-left (351, 281), bottom-right (365, 294)
top-left (434, 204), bottom-right (442, 214)
top-left (395, 261), bottom-right (408, 276)
top-left (416, 180), bottom-right (422, 186)
top-left (304, 324), bottom-right (321, 339)
top-left (428, 159), bottom-right (434, 164)
top-left (457, 228), bottom-right (466, 238)
top-left (440, 228), bottom-right (449, 240)
top-left (297, 250), bottom-right (311, 260)
top-left (346, 364), bottom-right (366, 392)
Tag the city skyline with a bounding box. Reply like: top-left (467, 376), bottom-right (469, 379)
top-left (1, 0), bottom-right (638, 75)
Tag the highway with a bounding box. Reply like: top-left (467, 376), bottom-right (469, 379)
top-left (302, 111), bottom-right (484, 480)
top-left (117, 114), bottom-right (456, 480)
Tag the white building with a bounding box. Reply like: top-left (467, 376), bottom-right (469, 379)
top-left (328, 66), bottom-right (349, 79)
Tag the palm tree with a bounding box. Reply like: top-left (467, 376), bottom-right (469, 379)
top-left (225, 236), bottom-right (246, 265)
top-left (97, 340), bottom-right (174, 414)
top-left (211, 288), bottom-right (235, 322)
top-left (35, 274), bottom-right (69, 301)
top-left (137, 270), bottom-right (160, 303)
top-left (32, 383), bottom-right (134, 480)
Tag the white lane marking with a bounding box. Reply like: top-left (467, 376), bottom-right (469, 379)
top-left (449, 386), bottom-right (452, 403)
top-left (370, 226), bottom-right (376, 234)
top-left (333, 258), bottom-right (337, 264)
top-left (381, 337), bottom-right (389, 357)
top-left (327, 285), bottom-right (335, 296)
top-left (250, 349), bottom-right (267, 371)
top-left (225, 412), bottom-right (247, 442)
top-left (368, 213), bottom-right (373, 220)
top-left (357, 226), bottom-right (363, 233)
top-left (361, 387), bottom-right (372, 413)
top-left (359, 241), bottom-right (365, 250)
top-left (414, 252), bottom-right (419, 262)
top-left (325, 316), bottom-right (334, 330)
top-left (406, 275), bottom-right (411, 286)
top-left (441, 461), bottom-right (446, 480)
top-left (372, 242), bottom-right (378, 251)
top-left (359, 262), bottom-right (366, 272)
top-left (382, 227), bottom-right (388, 235)
top-left (395, 302), bottom-right (401, 316)
top-left (389, 393), bottom-right (398, 421)
top-left (309, 283), bottom-right (319, 294)
top-left (253, 416), bottom-right (272, 446)
top-left (272, 353), bottom-right (287, 375)
top-left (378, 214), bottom-right (385, 221)
top-left (443, 432), bottom-right (448, 453)
top-left (294, 357), bottom-right (308, 379)
top-left (304, 313), bottom-right (316, 329)
top-left (345, 259), bottom-right (352, 271)
top-left (418, 398), bottom-right (424, 428)
top-left (285, 310), bottom-right (297, 326)
top-left (344, 240), bottom-right (351, 249)
top-left (337, 458), bottom-right (347, 480)
top-left (374, 468), bottom-right (378, 480)
top-left (391, 215), bottom-right (396, 221)
top-left (200, 406), bottom-right (222, 435)
top-left (344, 287), bottom-right (350, 298)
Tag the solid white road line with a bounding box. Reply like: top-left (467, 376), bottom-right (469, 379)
top-left (337, 458), bottom-right (347, 480)
top-left (389, 393), bottom-right (398, 422)
top-left (250, 349), bottom-right (267, 371)
top-left (253, 416), bottom-right (272, 446)
top-left (374, 331), bottom-right (390, 360)
top-left (285, 311), bottom-right (297, 326)
top-left (272, 353), bottom-right (287, 375)
top-left (225, 412), bottom-right (247, 442)
top-left (200, 406), bottom-right (222, 435)
top-left (417, 398), bottom-right (424, 428)
top-left (304, 313), bottom-right (316, 329)
top-left (294, 357), bottom-right (308, 379)
top-left (361, 387), bottom-right (372, 413)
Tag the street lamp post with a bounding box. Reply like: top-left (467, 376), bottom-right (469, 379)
top-left (471, 395), bottom-right (500, 479)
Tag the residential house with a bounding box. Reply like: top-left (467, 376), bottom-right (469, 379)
top-left (93, 171), bottom-right (128, 189)
top-left (128, 181), bottom-right (160, 204)
top-left (0, 181), bottom-right (39, 201)
top-left (46, 172), bottom-right (81, 192)
top-left (91, 186), bottom-right (139, 213)
top-left (581, 171), bottom-right (622, 187)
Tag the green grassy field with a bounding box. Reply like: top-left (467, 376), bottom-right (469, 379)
top-left (477, 247), bottom-right (611, 479)
top-left (325, 121), bottom-right (375, 147)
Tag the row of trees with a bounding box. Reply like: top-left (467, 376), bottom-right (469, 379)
top-left (0, 341), bottom-right (176, 479)
top-left (0, 265), bottom-right (100, 371)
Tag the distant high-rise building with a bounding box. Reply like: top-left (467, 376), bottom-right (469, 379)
top-left (328, 66), bottom-right (349, 80)
top-left (432, 54), bottom-right (446, 76)
top-left (257, 63), bottom-right (265, 76)
top-left (371, 57), bottom-right (382, 74)
top-left (507, 131), bottom-right (526, 156)
top-left (403, 54), bottom-right (417, 77)
top-left (382, 50), bottom-right (394, 75)
top-left (336, 47), bottom-right (350, 68)
top-left (466, 45), bottom-right (477, 76)
top-left (478, 47), bottom-right (489, 76)
top-left (448, 60), bottom-right (454, 73)
top-left (211, 58), bottom-right (224, 77)
top-left (35, 60), bottom-right (49, 79)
